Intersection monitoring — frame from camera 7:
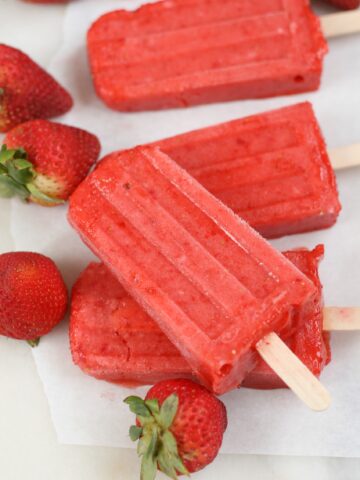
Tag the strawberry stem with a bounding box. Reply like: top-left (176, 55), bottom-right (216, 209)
top-left (124, 394), bottom-right (189, 480)
top-left (0, 144), bottom-right (64, 205)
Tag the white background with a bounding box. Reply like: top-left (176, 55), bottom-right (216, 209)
top-left (1, 0), bottom-right (360, 478)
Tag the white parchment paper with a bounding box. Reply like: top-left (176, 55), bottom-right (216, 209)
top-left (10, 0), bottom-right (360, 456)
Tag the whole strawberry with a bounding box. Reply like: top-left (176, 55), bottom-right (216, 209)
top-left (125, 379), bottom-right (227, 479)
top-left (0, 44), bottom-right (73, 132)
top-left (1, 120), bottom-right (101, 205)
top-left (0, 252), bottom-right (68, 346)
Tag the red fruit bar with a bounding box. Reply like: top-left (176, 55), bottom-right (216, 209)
top-left (70, 247), bottom-right (329, 388)
top-left (108, 102), bottom-right (338, 239)
top-left (69, 146), bottom-right (315, 394)
top-left (87, 0), bottom-right (327, 111)
top-left (70, 262), bottom-right (193, 385)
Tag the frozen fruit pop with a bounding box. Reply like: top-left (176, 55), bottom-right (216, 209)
top-left (87, 0), bottom-right (328, 111)
top-left (70, 262), bottom-right (193, 385)
top-left (103, 102), bottom-right (338, 239)
top-left (69, 146), bottom-right (317, 396)
top-left (70, 247), bottom-right (329, 389)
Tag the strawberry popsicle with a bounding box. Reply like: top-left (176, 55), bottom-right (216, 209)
top-left (69, 146), bottom-right (316, 395)
top-left (70, 247), bottom-right (329, 388)
top-left (103, 102), bottom-right (339, 239)
top-left (70, 262), bottom-right (193, 385)
top-left (87, 0), bottom-right (327, 111)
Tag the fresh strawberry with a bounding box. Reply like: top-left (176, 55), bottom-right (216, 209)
top-left (325, 0), bottom-right (359, 8)
top-left (0, 44), bottom-right (73, 132)
top-left (125, 379), bottom-right (227, 479)
top-left (1, 119), bottom-right (101, 205)
top-left (0, 252), bottom-right (68, 345)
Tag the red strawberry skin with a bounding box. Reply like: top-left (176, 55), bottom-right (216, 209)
top-left (4, 120), bottom-right (101, 201)
top-left (0, 44), bottom-right (73, 132)
top-left (146, 379), bottom-right (227, 473)
top-left (326, 0), bottom-right (359, 8)
top-left (0, 252), bottom-right (68, 340)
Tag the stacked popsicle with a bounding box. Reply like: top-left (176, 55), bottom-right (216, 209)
top-left (67, 0), bottom-right (360, 412)
top-left (69, 142), bottom-right (336, 409)
top-left (70, 245), bottom-right (330, 390)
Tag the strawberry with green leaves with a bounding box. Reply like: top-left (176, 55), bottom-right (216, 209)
top-left (125, 379), bottom-right (227, 480)
top-left (0, 44), bottom-right (73, 132)
top-left (0, 119), bottom-right (101, 206)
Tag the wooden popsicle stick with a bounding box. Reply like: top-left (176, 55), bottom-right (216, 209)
top-left (329, 144), bottom-right (360, 170)
top-left (323, 307), bottom-right (360, 331)
top-left (256, 332), bottom-right (331, 412)
top-left (321, 10), bottom-right (360, 38)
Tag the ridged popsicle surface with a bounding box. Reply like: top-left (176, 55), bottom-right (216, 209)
top-left (70, 247), bottom-right (329, 389)
top-left (69, 147), bottom-right (315, 394)
top-left (87, 0), bottom-right (327, 110)
top-left (154, 102), bottom-right (341, 238)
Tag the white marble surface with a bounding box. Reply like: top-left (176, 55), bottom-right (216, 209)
top-left (1, 1), bottom-right (360, 478)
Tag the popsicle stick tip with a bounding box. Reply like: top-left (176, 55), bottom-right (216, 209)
top-left (256, 332), bottom-right (331, 412)
top-left (321, 10), bottom-right (360, 39)
top-left (323, 307), bottom-right (360, 331)
top-left (329, 144), bottom-right (360, 171)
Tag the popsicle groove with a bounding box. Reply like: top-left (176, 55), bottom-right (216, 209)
top-left (88, 0), bottom-right (285, 43)
top-left (91, 13), bottom-right (290, 68)
top-left (69, 146), bottom-right (317, 393)
top-left (88, 199), bottom-right (240, 341)
top-left (114, 151), bottom-right (286, 300)
top-left (95, 37), bottom-right (291, 85)
top-left (88, 0), bottom-right (326, 110)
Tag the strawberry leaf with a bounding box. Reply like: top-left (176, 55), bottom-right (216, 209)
top-left (129, 425), bottom-right (143, 442)
top-left (0, 175), bottom-right (29, 199)
top-left (124, 396), bottom-right (152, 418)
top-left (159, 394), bottom-right (179, 429)
top-left (145, 398), bottom-right (160, 416)
top-left (137, 433), bottom-right (151, 457)
top-left (140, 428), bottom-right (159, 480)
top-left (7, 160), bottom-right (34, 185)
top-left (26, 183), bottom-right (65, 205)
top-left (13, 158), bottom-right (33, 170)
top-left (162, 431), bottom-right (179, 456)
top-left (157, 448), bottom-right (178, 480)
top-left (0, 145), bottom-right (27, 165)
top-left (27, 338), bottom-right (40, 348)
top-left (140, 454), bottom-right (157, 480)
top-left (170, 454), bottom-right (189, 476)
